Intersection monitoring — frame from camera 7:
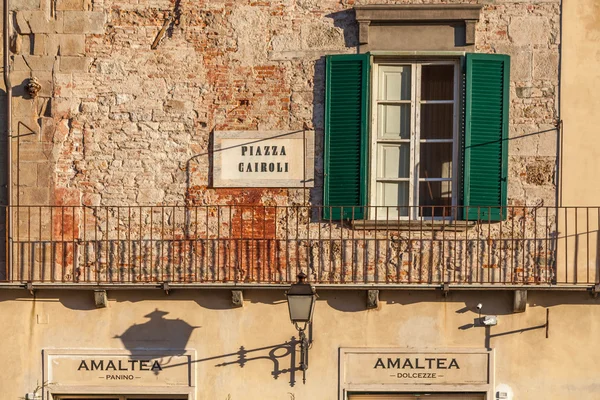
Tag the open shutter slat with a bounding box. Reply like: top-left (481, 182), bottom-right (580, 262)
top-left (463, 53), bottom-right (510, 221)
top-left (324, 54), bottom-right (370, 220)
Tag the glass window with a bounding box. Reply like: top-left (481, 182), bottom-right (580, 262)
top-left (371, 61), bottom-right (457, 219)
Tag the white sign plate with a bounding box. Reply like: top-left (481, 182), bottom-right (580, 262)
top-left (213, 130), bottom-right (314, 187)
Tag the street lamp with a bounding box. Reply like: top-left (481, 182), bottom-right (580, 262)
top-left (286, 272), bottom-right (317, 384)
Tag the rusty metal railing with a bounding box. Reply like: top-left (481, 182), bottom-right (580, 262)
top-left (0, 205), bottom-right (598, 287)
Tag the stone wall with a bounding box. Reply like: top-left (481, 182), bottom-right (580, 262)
top-left (4, 0), bottom-right (562, 282)
top-left (6, 0), bottom-right (559, 208)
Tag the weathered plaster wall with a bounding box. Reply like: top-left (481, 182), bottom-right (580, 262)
top-left (6, 0), bottom-right (559, 209)
top-left (0, 290), bottom-right (599, 399)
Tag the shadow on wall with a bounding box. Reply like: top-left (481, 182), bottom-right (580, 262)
top-left (114, 308), bottom-right (200, 355)
top-left (113, 306), bottom-right (303, 386)
top-left (326, 9), bottom-right (359, 48)
top-left (139, 335), bottom-right (303, 387)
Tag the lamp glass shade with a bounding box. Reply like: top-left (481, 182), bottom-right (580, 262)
top-left (287, 293), bottom-right (315, 323)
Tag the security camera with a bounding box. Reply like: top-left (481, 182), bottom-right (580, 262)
top-left (476, 303), bottom-right (483, 310)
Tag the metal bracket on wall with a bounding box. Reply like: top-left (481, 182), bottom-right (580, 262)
top-left (441, 283), bottom-right (450, 297)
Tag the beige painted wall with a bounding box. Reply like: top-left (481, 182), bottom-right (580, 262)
top-left (1, 290), bottom-right (599, 399)
top-left (560, 0), bottom-right (600, 205)
top-left (556, 0), bottom-right (600, 282)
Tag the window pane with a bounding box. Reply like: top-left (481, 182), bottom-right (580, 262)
top-left (421, 64), bottom-right (454, 101)
top-left (378, 144), bottom-right (410, 179)
top-left (378, 104), bottom-right (410, 139)
top-left (419, 142), bottom-right (453, 178)
top-left (377, 182), bottom-right (409, 217)
top-left (420, 103), bottom-right (453, 139)
top-left (419, 181), bottom-right (453, 217)
top-left (380, 65), bottom-right (411, 100)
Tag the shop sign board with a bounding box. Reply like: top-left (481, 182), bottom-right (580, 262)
top-left (213, 130), bottom-right (314, 188)
top-left (44, 349), bottom-right (194, 388)
top-left (339, 348), bottom-right (493, 399)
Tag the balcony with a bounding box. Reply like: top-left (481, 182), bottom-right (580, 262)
top-left (0, 205), bottom-right (597, 290)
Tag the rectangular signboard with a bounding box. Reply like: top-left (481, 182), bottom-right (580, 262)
top-left (44, 349), bottom-right (194, 388)
top-left (213, 130), bottom-right (314, 187)
top-left (339, 348), bottom-right (493, 399)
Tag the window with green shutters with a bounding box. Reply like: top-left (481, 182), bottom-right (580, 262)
top-left (323, 53), bottom-right (509, 222)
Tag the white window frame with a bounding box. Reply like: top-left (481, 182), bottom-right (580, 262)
top-left (368, 59), bottom-right (460, 220)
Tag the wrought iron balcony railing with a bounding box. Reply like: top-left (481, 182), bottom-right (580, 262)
top-left (0, 205), bottom-right (598, 289)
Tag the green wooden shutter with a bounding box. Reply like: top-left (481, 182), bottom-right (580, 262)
top-left (323, 54), bottom-right (370, 220)
top-left (463, 53), bottom-right (510, 221)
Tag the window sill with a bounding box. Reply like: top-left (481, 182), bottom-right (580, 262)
top-left (351, 219), bottom-right (476, 232)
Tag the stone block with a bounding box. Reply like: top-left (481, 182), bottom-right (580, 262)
top-left (509, 16), bottom-right (550, 46)
top-left (513, 290), bottom-right (527, 313)
top-left (19, 142), bottom-right (52, 162)
top-left (39, 117), bottom-right (56, 143)
top-left (59, 34), bottom-right (85, 56)
top-left (19, 163), bottom-right (38, 186)
top-left (231, 290), bottom-right (243, 307)
top-left (302, 23), bottom-right (344, 49)
top-left (63, 11), bottom-right (104, 34)
top-left (15, 12), bottom-right (32, 34)
top-left (11, 34), bottom-right (24, 55)
top-left (536, 124), bottom-right (558, 157)
top-left (136, 188), bottom-right (165, 204)
top-left (94, 290), bottom-right (108, 308)
top-left (533, 50), bottom-right (559, 82)
top-left (32, 34), bottom-right (46, 55)
top-left (59, 56), bottom-right (91, 72)
top-left (12, 55), bottom-right (28, 71)
top-left (367, 289), bottom-right (379, 309)
top-left (56, 0), bottom-right (85, 11)
top-left (16, 11), bottom-right (63, 34)
top-left (12, 96), bottom-right (36, 117)
top-left (19, 55), bottom-right (57, 71)
top-left (19, 187), bottom-right (50, 204)
top-left (13, 0), bottom-right (42, 11)
top-left (510, 48), bottom-right (532, 82)
top-left (45, 33), bottom-right (60, 55)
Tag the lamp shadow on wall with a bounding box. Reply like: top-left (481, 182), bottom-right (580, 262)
top-left (115, 308), bottom-right (302, 386)
top-left (113, 303), bottom-right (302, 385)
top-left (210, 337), bottom-right (302, 387)
top-left (114, 308), bottom-right (200, 356)
top-left (155, 336), bottom-right (302, 387)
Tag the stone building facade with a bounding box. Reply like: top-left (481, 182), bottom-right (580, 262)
top-left (0, 0), bottom-right (599, 399)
